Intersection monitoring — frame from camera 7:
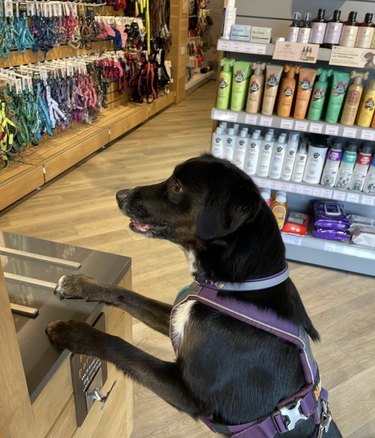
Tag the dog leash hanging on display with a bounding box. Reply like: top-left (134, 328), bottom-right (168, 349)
top-left (171, 267), bottom-right (333, 438)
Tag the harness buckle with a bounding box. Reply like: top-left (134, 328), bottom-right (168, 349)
top-left (273, 399), bottom-right (309, 433)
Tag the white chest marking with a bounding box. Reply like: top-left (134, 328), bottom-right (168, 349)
top-left (171, 300), bottom-right (195, 351)
top-left (186, 249), bottom-right (197, 274)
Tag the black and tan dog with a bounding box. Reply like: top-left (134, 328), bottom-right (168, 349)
top-left (47, 155), bottom-right (342, 437)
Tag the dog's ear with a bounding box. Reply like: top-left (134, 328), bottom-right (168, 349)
top-left (197, 179), bottom-right (261, 240)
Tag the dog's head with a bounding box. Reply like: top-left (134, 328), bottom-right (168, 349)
top-left (116, 155), bottom-right (263, 248)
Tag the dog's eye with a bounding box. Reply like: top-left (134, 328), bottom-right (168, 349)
top-left (171, 181), bottom-right (183, 194)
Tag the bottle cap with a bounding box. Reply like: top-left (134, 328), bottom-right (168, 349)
top-left (239, 129), bottom-right (248, 138)
top-left (260, 189), bottom-right (271, 201)
top-left (228, 128), bottom-right (235, 135)
top-left (346, 143), bottom-right (358, 152)
top-left (252, 130), bottom-right (261, 140)
top-left (361, 143), bottom-right (373, 154)
top-left (275, 192), bottom-right (287, 203)
top-left (332, 140), bottom-right (344, 150)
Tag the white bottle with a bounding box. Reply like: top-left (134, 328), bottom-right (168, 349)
top-left (349, 144), bottom-right (373, 191)
top-left (335, 143), bottom-right (358, 189)
top-left (211, 127), bottom-right (225, 159)
top-left (363, 155), bottom-right (375, 194)
top-left (220, 122), bottom-right (228, 132)
top-left (320, 141), bottom-right (344, 187)
top-left (233, 123), bottom-right (240, 135)
top-left (223, 128), bottom-right (237, 162)
top-left (256, 131), bottom-right (274, 178)
top-left (233, 129), bottom-right (250, 169)
top-left (244, 129), bottom-right (262, 176)
top-left (281, 133), bottom-right (300, 181)
top-left (303, 143), bottom-right (328, 185)
top-left (291, 141), bottom-right (308, 183)
top-left (287, 12), bottom-right (301, 42)
top-left (269, 133), bottom-right (287, 179)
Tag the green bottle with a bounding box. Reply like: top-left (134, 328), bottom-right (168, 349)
top-left (230, 61), bottom-right (252, 112)
top-left (307, 69), bottom-right (333, 121)
top-left (325, 70), bottom-right (351, 124)
top-left (216, 58), bottom-right (235, 110)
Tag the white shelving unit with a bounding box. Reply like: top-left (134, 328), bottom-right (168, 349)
top-left (214, 39), bottom-right (375, 277)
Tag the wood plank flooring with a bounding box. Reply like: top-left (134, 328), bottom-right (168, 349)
top-left (0, 81), bottom-right (374, 437)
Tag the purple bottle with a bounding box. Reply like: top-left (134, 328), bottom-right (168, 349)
top-left (320, 140), bottom-right (344, 187)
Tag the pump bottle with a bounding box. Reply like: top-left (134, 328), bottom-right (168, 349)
top-left (287, 12), bottom-right (301, 42)
top-left (223, 127), bottom-right (237, 162)
top-left (271, 192), bottom-right (288, 230)
top-left (233, 129), bottom-right (250, 169)
top-left (230, 61), bottom-right (252, 112)
top-left (297, 12), bottom-right (312, 43)
top-left (303, 141), bottom-right (328, 185)
top-left (244, 129), bottom-right (262, 175)
top-left (211, 126), bottom-right (225, 158)
top-left (356, 80), bottom-right (375, 128)
top-left (256, 130), bottom-right (274, 177)
top-left (340, 71), bottom-right (369, 126)
top-left (246, 62), bottom-right (266, 114)
top-left (336, 143), bottom-right (358, 189)
top-left (339, 11), bottom-right (359, 48)
top-left (269, 133), bottom-right (288, 179)
top-left (281, 132), bottom-right (300, 181)
top-left (309, 9), bottom-right (327, 45)
top-left (276, 65), bottom-right (300, 118)
top-left (291, 140), bottom-right (308, 183)
top-left (307, 69), bottom-right (333, 121)
top-left (355, 13), bottom-right (374, 49)
top-left (349, 143), bottom-right (373, 191)
top-left (216, 58), bottom-right (235, 110)
top-left (320, 140), bottom-right (344, 187)
top-left (323, 10), bottom-right (343, 48)
top-left (363, 155), bottom-right (375, 194)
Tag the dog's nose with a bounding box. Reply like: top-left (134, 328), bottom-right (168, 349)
top-left (116, 189), bottom-right (131, 208)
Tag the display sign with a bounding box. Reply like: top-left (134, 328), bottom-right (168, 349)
top-left (329, 46), bottom-right (375, 69)
top-left (273, 41), bottom-right (319, 63)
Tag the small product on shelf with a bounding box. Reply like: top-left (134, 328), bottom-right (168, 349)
top-left (281, 132), bottom-right (300, 181)
top-left (349, 143), bottom-right (373, 191)
top-left (340, 71), bottom-right (369, 126)
top-left (307, 68), bottom-right (332, 121)
top-left (260, 188), bottom-right (272, 207)
top-left (282, 212), bottom-right (310, 236)
top-left (244, 129), bottom-right (262, 175)
top-left (233, 128), bottom-right (250, 169)
top-left (356, 80), bottom-right (375, 128)
top-left (363, 155), bottom-right (375, 194)
top-left (293, 67), bottom-right (317, 120)
top-left (246, 62), bottom-right (266, 114)
top-left (269, 132), bottom-right (287, 179)
top-left (276, 65), bottom-right (299, 118)
top-left (261, 65), bottom-right (283, 116)
top-left (320, 139), bottom-right (344, 187)
top-left (355, 13), bottom-right (375, 48)
top-left (230, 61), bottom-right (251, 111)
top-left (339, 11), bottom-right (359, 48)
top-left (256, 129), bottom-right (275, 177)
top-left (335, 143), bottom-right (358, 189)
top-left (303, 140), bottom-right (328, 185)
top-left (325, 71), bottom-right (351, 124)
top-left (323, 10), bottom-right (343, 49)
top-left (271, 191), bottom-right (288, 230)
top-left (309, 8), bottom-right (327, 45)
top-left (216, 58), bottom-right (235, 110)
top-left (297, 12), bottom-right (312, 44)
top-left (287, 12), bottom-right (302, 43)
top-left (349, 214), bottom-right (375, 247)
top-left (291, 139), bottom-right (308, 183)
top-left (223, 127), bottom-right (237, 161)
top-left (312, 200), bottom-right (351, 242)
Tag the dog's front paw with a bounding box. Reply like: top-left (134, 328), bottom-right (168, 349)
top-left (46, 320), bottom-right (101, 356)
top-left (55, 274), bottom-right (97, 300)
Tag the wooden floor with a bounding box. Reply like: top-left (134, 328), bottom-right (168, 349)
top-left (0, 81), bottom-right (374, 438)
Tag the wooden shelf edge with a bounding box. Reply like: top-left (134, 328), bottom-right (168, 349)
top-left (0, 93), bottom-right (176, 211)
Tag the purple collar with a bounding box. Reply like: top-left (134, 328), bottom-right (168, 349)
top-left (196, 264), bottom-right (289, 291)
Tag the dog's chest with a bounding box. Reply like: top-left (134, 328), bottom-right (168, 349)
top-left (170, 300), bottom-right (195, 352)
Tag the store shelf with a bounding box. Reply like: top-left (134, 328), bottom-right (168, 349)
top-left (217, 39), bottom-right (332, 61)
top-left (0, 93), bottom-right (176, 211)
top-left (211, 108), bottom-right (375, 141)
top-left (185, 70), bottom-right (216, 94)
top-left (283, 233), bottom-right (375, 277)
top-left (252, 176), bottom-right (375, 206)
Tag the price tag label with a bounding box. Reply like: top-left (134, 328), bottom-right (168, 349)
top-left (259, 116), bottom-right (273, 127)
top-left (361, 195), bottom-right (375, 206)
top-left (225, 111), bottom-right (239, 122)
top-left (295, 121), bottom-right (308, 132)
top-left (343, 127), bottom-right (357, 138)
top-left (332, 190), bottom-right (346, 201)
top-left (309, 123), bottom-right (323, 134)
top-left (360, 130), bottom-right (375, 141)
top-left (245, 114), bottom-right (258, 125)
top-left (320, 189), bottom-right (333, 199)
top-left (346, 192), bottom-right (361, 203)
top-left (212, 109), bottom-right (226, 121)
top-left (324, 242), bottom-right (340, 253)
top-left (282, 234), bottom-right (303, 246)
top-left (245, 43), bottom-right (267, 55)
top-left (280, 119), bottom-right (294, 130)
top-left (325, 124), bottom-right (339, 136)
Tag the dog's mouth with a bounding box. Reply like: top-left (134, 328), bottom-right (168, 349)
top-left (129, 219), bottom-right (168, 237)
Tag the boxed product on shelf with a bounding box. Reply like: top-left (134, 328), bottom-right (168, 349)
top-left (312, 200), bottom-right (351, 241)
top-left (282, 212), bottom-right (309, 236)
top-left (349, 214), bottom-right (375, 247)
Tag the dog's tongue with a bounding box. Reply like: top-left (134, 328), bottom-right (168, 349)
top-left (134, 223), bottom-right (153, 232)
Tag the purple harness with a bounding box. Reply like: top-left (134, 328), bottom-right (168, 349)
top-left (170, 271), bottom-right (332, 437)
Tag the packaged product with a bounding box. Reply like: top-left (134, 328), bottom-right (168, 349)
top-left (282, 212), bottom-right (309, 236)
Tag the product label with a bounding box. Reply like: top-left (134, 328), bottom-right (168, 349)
top-left (297, 28), bottom-right (311, 44)
top-left (356, 27), bottom-right (375, 48)
top-left (249, 79), bottom-right (260, 93)
top-left (287, 27), bottom-right (299, 43)
top-left (324, 22), bottom-right (343, 44)
top-left (234, 70), bottom-right (245, 83)
top-left (340, 26), bottom-right (359, 47)
top-left (312, 87), bottom-right (324, 101)
top-left (266, 74), bottom-right (278, 88)
top-left (347, 90), bottom-right (361, 106)
top-left (332, 81), bottom-right (348, 96)
top-left (357, 154), bottom-right (372, 166)
top-left (283, 85), bottom-right (294, 97)
top-left (299, 77), bottom-right (312, 90)
top-left (310, 22), bottom-right (327, 44)
top-left (363, 97), bottom-right (375, 112)
top-left (218, 77), bottom-right (228, 89)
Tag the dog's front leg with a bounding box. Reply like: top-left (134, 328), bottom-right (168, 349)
top-left (56, 274), bottom-right (172, 336)
top-left (46, 320), bottom-right (201, 417)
